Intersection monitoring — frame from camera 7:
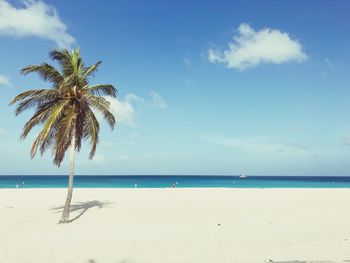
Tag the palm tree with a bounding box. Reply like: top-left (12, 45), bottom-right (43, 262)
top-left (9, 49), bottom-right (117, 223)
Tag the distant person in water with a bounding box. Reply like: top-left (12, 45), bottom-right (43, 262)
top-left (172, 184), bottom-right (176, 188)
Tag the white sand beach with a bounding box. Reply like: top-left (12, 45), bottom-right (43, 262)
top-left (1, 188), bottom-right (350, 263)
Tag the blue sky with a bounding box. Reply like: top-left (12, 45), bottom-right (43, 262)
top-left (0, 0), bottom-right (350, 175)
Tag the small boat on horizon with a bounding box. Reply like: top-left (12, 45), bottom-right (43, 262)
top-left (239, 175), bottom-right (247, 178)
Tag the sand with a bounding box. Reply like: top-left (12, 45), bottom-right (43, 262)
top-left (0, 188), bottom-right (350, 263)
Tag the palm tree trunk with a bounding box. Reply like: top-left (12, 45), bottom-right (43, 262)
top-left (59, 133), bottom-right (75, 224)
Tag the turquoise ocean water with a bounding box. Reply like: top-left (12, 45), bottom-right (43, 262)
top-left (0, 176), bottom-right (350, 188)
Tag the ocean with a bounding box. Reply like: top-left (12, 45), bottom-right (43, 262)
top-left (0, 175), bottom-right (350, 188)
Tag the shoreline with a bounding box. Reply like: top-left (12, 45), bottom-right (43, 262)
top-left (1, 188), bottom-right (349, 263)
top-left (0, 188), bottom-right (350, 191)
top-left (2, 175), bottom-right (349, 189)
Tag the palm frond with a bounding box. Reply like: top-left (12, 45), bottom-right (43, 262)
top-left (21, 63), bottom-right (63, 86)
top-left (30, 136), bottom-right (41, 159)
top-left (29, 100), bottom-right (69, 158)
top-left (74, 99), bottom-right (89, 151)
top-left (40, 100), bottom-right (71, 143)
top-left (71, 48), bottom-right (85, 76)
top-left (100, 108), bottom-right (115, 129)
top-left (9, 89), bottom-right (55, 105)
top-left (13, 90), bottom-right (59, 116)
top-left (57, 75), bottom-right (77, 93)
top-left (52, 107), bottom-right (76, 166)
top-left (84, 108), bottom-right (100, 159)
top-left (87, 94), bottom-right (110, 108)
top-left (50, 49), bottom-right (74, 76)
top-left (82, 61), bottom-right (102, 79)
top-left (85, 84), bottom-right (117, 97)
top-left (39, 124), bottom-right (58, 156)
top-left (87, 95), bottom-right (115, 129)
top-left (30, 125), bottom-right (58, 158)
top-left (21, 101), bottom-right (59, 140)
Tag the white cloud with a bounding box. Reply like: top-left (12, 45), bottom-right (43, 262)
top-left (208, 23), bottom-right (307, 70)
top-left (0, 0), bottom-right (75, 48)
top-left (149, 91), bottom-right (167, 108)
top-left (107, 94), bottom-right (137, 127)
top-left (106, 91), bottom-right (167, 126)
top-left (125, 93), bottom-right (144, 103)
top-left (0, 75), bottom-right (10, 86)
top-left (198, 134), bottom-right (307, 154)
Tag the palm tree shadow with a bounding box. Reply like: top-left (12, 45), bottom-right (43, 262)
top-left (51, 200), bottom-right (113, 223)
